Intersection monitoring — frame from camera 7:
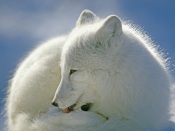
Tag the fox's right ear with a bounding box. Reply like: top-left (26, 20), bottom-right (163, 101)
top-left (76, 10), bottom-right (97, 26)
top-left (96, 15), bottom-right (122, 42)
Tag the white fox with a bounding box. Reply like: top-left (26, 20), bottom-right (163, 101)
top-left (6, 10), bottom-right (174, 131)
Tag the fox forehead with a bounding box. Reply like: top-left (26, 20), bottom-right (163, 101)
top-left (60, 16), bottom-right (121, 71)
top-left (61, 29), bottom-right (98, 69)
top-left (61, 38), bottom-right (113, 71)
top-left (62, 20), bottom-right (105, 55)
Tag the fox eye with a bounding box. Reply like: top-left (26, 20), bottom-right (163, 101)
top-left (70, 69), bottom-right (77, 75)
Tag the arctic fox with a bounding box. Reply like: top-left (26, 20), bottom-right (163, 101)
top-left (6, 10), bottom-right (174, 131)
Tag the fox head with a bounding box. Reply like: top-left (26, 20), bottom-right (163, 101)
top-left (52, 10), bottom-right (123, 118)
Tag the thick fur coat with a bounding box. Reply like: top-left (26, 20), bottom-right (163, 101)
top-left (6, 10), bottom-right (174, 131)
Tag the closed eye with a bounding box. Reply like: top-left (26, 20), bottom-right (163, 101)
top-left (70, 69), bottom-right (77, 76)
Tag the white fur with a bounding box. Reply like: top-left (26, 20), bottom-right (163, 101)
top-left (6, 10), bottom-right (174, 131)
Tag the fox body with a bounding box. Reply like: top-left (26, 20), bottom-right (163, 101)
top-left (6, 10), bottom-right (173, 131)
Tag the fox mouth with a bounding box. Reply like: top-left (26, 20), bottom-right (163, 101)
top-left (52, 102), bottom-right (92, 113)
top-left (52, 94), bottom-right (93, 113)
top-left (62, 104), bottom-right (76, 113)
top-left (63, 103), bottom-right (92, 113)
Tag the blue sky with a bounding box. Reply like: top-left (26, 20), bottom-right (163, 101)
top-left (0, 0), bottom-right (175, 130)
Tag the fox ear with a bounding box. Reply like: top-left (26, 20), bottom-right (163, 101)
top-left (96, 15), bottom-right (122, 43)
top-left (76, 10), bottom-right (97, 26)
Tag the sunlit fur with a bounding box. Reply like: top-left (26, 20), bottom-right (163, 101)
top-left (6, 10), bottom-right (174, 131)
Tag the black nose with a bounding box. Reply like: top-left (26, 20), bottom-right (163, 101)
top-left (52, 101), bottom-right (58, 107)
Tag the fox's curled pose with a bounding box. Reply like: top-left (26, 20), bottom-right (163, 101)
top-left (6, 10), bottom-right (175, 131)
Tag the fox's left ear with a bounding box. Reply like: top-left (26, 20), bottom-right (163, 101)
top-left (96, 15), bottom-right (122, 43)
top-left (76, 10), bottom-right (97, 26)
